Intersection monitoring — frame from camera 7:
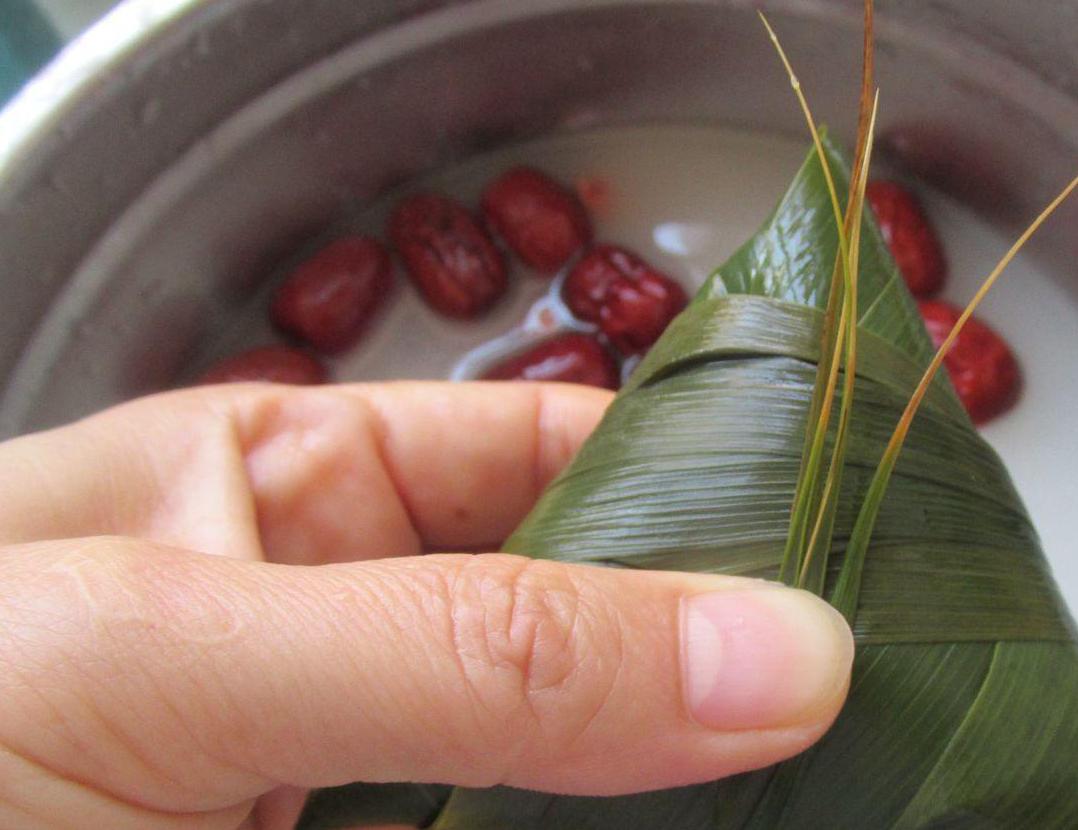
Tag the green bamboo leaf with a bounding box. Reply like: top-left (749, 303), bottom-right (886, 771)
top-left (831, 172), bottom-right (1078, 621)
top-left (702, 136), bottom-right (940, 370)
top-left (301, 138), bottom-right (1078, 828)
top-left (295, 782), bottom-right (451, 829)
top-left (894, 642), bottom-right (1078, 829)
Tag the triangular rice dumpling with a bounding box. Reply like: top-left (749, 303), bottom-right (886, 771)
top-left (299, 138), bottom-right (1078, 830)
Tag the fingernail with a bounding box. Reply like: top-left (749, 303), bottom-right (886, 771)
top-left (680, 586), bottom-right (853, 731)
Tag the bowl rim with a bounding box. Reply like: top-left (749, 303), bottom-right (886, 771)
top-left (0, 0), bottom-right (205, 177)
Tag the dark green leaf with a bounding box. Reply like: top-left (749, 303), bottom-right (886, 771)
top-left (295, 782), bottom-right (451, 829)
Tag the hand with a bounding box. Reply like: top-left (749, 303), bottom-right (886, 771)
top-left (0, 382), bottom-right (853, 830)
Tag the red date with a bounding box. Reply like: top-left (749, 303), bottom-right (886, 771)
top-left (867, 180), bottom-right (947, 297)
top-left (482, 333), bottom-right (619, 389)
top-left (481, 167), bottom-right (592, 273)
top-left (563, 245), bottom-right (688, 355)
top-left (389, 194), bottom-right (507, 318)
top-left (271, 237), bottom-right (392, 353)
top-left (198, 346), bottom-right (327, 385)
top-left (918, 299), bottom-right (1019, 424)
top-left (601, 272), bottom-right (688, 355)
top-left (561, 244), bottom-right (622, 322)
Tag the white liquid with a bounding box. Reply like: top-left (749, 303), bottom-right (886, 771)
top-left (211, 125), bottom-right (1078, 613)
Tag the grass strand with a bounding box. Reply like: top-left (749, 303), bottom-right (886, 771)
top-left (831, 173), bottom-right (1078, 620)
top-left (761, 11), bottom-right (856, 588)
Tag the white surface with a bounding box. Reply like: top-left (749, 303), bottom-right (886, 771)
top-left (207, 124), bottom-right (1078, 614)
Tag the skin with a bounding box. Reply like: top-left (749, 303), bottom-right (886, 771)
top-left (0, 382), bottom-right (853, 830)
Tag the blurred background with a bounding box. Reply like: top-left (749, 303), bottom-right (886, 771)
top-left (1, 0), bottom-right (118, 103)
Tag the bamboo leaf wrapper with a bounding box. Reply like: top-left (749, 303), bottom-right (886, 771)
top-left (299, 138), bottom-right (1078, 830)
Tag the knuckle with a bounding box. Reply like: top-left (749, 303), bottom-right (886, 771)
top-left (483, 557), bottom-right (581, 695)
top-left (443, 555), bottom-right (624, 751)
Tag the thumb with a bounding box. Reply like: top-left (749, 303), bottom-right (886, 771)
top-left (0, 538), bottom-right (852, 824)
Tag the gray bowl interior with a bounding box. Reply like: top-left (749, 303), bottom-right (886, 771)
top-left (0, 0), bottom-right (1075, 436)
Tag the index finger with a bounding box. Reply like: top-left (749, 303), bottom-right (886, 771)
top-left (0, 382), bottom-right (612, 564)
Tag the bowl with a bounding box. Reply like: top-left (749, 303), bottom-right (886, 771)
top-left (0, 0), bottom-right (1075, 607)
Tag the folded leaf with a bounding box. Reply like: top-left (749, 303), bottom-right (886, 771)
top-left (298, 137), bottom-right (1078, 830)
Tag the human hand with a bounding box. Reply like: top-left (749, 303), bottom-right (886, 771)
top-left (0, 382), bottom-right (853, 830)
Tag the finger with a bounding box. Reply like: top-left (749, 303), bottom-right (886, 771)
top-left (0, 382), bottom-right (611, 563)
top-left (247, 786), bottom-right (308, 830)
top-left (0, 743), bottom-right (253, 830)
top-left (0, 388), bottom-right (265, 559)
top-left (233, 381), bottom-right (611, 563)
top-left (0, 538), bottom-right (852, 829)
